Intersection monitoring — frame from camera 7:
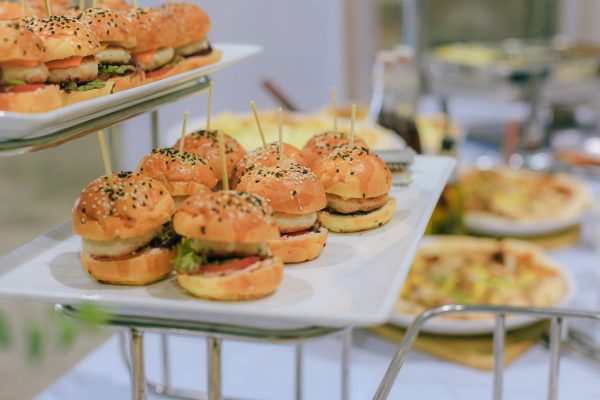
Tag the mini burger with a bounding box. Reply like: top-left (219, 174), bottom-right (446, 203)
top-left (172, 190), bottom-right (283, 300)
top-left (68, 8), bottom-right (141, 86)
top-left (312, 146), bottom-right (396, 233)
top-left (0, 20), bottom-right (64, 113)
top-left (302, 131), bottom-right (368, 168)
top-left (137, 147), bottom-right (217, 206)
top-left (236, 161), bottom-right (328, 263)
top-left (175, 130), bottom-right (246, 187)
top-left (72, 171), bottom-right (178, 285)
top-left (26, 16), bottom-right (113, 104)
top-left (233, 142), bottom-right (308, 188)
top-left (158, 2), bottom-right (221, 74)
top-left (0, 1), bottom-right (24, 19)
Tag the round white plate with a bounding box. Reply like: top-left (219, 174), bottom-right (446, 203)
top-left (464, 212), bottom-right (584, 237)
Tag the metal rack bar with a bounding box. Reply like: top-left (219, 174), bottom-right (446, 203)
top-left (547, 318), bottom-right (563, 400)
top-left (130, 329), bottom-right (147, 400)
top-left (295, 344), bottom-right (303, 400)
top-left (493, 314), bottom-right (506, 400)
top-left (207, 336), bottom-right (222, 400)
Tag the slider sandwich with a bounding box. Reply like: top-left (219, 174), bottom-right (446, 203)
top-left (302, 131), bottom-right (368, 168)
top-left (236, 161), bottom-right (328, 263)
top-left (173, 190), bottom-right (283, 300)
top-left (26, 16), bottom-right (113, 104)
top-left (72, 172), bottom-right (177, 285)
top-left (0, 20), bottom-right (63, 112)
top-left (0, 2), bottom-right (24, 19)
top-left (137, 147), bottom-right (217, 206)
top-left (175, 130), bottom-right (246, 187)
top-left (313, 146), bottom-right (396, 232)
top-left (233, 142), bottom-right (308, 187)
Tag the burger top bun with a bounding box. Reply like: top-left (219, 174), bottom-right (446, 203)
top-left (72, 172), bottom-right (175, 241)
top-left (174, 190), bottom-right (279, 244)
top-left (302, 131), bottom-right (368, 167)
top-left (159, 2), bottom-right (210, 48)
top-left (0, 20), bottom-right (45, 63)
top-left (234, 142), bottom-right (308, 185)
top-left (70, 8), bottom-right (136, 48)
top-left (312, 145), bottom-right (392, 199)
top-left (127, 7), bottom-right (177, 54)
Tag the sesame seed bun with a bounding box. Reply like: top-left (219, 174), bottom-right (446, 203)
top-left (0, 2), bottom-right (24, 20)
top-left (26, 16), bottom-right (100, 62)
top-left (233, 142), bottom-right (308, 186)
top-left (127, 7), bottom-right (176, 54)
top-left (72, 172), bottom-right (176, 241)
top-left (176, 256), bottom-right (283, 301)
top-left (0, 84), bottom-right (63, 113)
top-left (70, 8), bottom-right (136, 48)
top-left (319, 197), bottom-right (396, 233)
top-left (95, 0), bottom-right (133, 12)
top-left (81, 246), bottom-right (174, 285)
top-left (302, 131), bottom-right (368, 168)
top-left (137, 148), bottom-right (217, 197)
top-left (159, 2), bottom-right (210, 49)
top-left (236, 161), bottom-right (326, 216)
top-left (0, 20), bottom-right (45, 63)
top-left (312, 146), bottom-right (392, 199)
top-left (268, 225), bottom-right (328, 264)
top-left (175, 130), bottom-right (246, 185)
top-left (173, 190), bottom-right (280, 244)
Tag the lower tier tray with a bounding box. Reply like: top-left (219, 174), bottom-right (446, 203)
top-left (0, 156), bottom-right (454, 329)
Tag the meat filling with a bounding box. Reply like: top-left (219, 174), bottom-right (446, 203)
top-left (326, 193), bottom-right (389, 214)
top-left (48, 57), bottom-right (98, 83)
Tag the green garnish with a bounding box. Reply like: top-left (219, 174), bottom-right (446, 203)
top-left (171, 239), bottom-right (206, 272)
top-left (99, 64), bottom-right (135, 76)
top-left (1, 80), bottom-right (27, 92)
top-left (63, 80), bottom-right (106, 93)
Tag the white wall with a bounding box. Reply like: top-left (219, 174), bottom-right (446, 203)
top-left (117, 0), bottom-right (346, 170)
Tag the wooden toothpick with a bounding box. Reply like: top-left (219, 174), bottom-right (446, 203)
top-left (79, 0), bottom-right (84, 10)
top-left (217, 131), bottom-right (229, 190)
top-left (331, 86), bottom-right (338, 132)
top-left (131, 0), bottom-right (137, 9)
top-left (278, 107), bottom-right (284, 165)
top-left (206, 80), bottom-right (213, 131)
top-left (97, 130), bottom-right (114, 187)
top-left (179, 111), bottom-right (189, 153)
top-left (22, 0), bottom-right (30, 17)
top-left (44, 0), bottom-right (51, 17)
top-left (350, 104), bottom-right (356, 147)
top-left (250, 100), bottom-right (266, 147)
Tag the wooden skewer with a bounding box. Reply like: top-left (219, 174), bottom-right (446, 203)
top-left (79, 0), bottom-right (84, 10)
top-left (97, 130), bottom-right (114, 188)
top-left (206, 80), bottom-right (213, 131)
top-left (131, 0), bottom-right (137, 9)
top-left (250, 100), bottom-right (266, 147)
top-left (278, 107), bottom-right (284, 165)
top-left (22, 0), bottom-right (30, 17)
top-left (331, 86), bottom-right (338, 132)
top-left (350, 104), bottom-right (356, 147)
top-left (179, 111), bottom-right (189, 153)
top-left (217, 131), bottom-right (229, 190)
top-left (44, 0), bottom-right (51, 17)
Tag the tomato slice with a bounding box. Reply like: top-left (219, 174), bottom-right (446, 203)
top-left (134, 49), bottom-right (158, 64)
top-left (202, 256), bottom-right (260, 274)
top-left (9, 84), bottom-right (45, 93)
top-left (3, 60), bottom-right (40, 68)
top-left (145, 66), bottom-right (172, 79)
top-left (46, 56), bottom-right (83, 70)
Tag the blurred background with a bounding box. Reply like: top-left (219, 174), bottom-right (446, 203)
top-left (4, 0), bottom-right (600, 398)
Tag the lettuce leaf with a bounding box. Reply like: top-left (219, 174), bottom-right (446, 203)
top-left (62, 80), bottom-right (106, 93)
top-left (171, 239), bottom-right (205, 272)
top-left (99, 64), bottom-right (135, 76)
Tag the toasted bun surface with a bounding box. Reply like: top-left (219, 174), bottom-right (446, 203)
top-left (81, 247), bottom-right (174, 285)
top-left (233, 142), bottom-right (308, 185)
top-left (0, 2), bottom-right (23, 19)
top-left (0, 20), bottom-right (45, 63)
top-left (175, 130), bottom-right (246, 183)
top-left (71, 8), bottom-right (136, 48)
top-left (159, 2), bottom-right (210, 48)
top-left (236, 161), bottom-right (326, 215)
top-left (176, 257), bottom-right (283, 300)
top-left (26, 16), bottom-right (100, 62)
top-left (62, 80), bottom-right (113, 105)
top-left (0, 85), bottom-right (63, 113)
top-left (167, 48), bottom-right (221, 76)
top-left (319, 197), bottom-right (396, 233)
top-left (268, 225), bottom-right (328, 263)
top-left (95, 0), bottom-right (133, 11)
top-left (174, 190), bottom-right (279, 243)
top-left (72, 171), bottom-right (175, 241)
top-left (128, 8), bottom-right (176, 53)
top-left (302, 131), bottom-right (368, 167)
top-left (137, 148), bottom-right (217, 196)
top-left (313, 145), bottom-right (392, 199)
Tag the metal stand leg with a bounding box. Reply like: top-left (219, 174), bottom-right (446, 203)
top-left (295, 344), bottom-right (303, 400)
top-left (341, 329), bottom-right (352, 400)
top-left (130, 329), bottom-right (147, 400)
top-left (151, 110), bottom-right (159, 149)
top-left (159, 334), bottom-right (172, 394)
top-left (207, 336), bottom-right (222, 400)
top-left (493, 314), bottom-right (506, 400)
top-left (548, 318), bottom-right (563, 400)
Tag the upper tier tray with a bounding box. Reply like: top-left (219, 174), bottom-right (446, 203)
top-left (0, 156), bottom-right (454, 329)
top-left (0, 43), bottom-right (261, 143)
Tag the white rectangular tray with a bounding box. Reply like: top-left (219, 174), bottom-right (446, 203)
top-left (0, 43), bottom-right (261, 141)
top-left (0, 156), bottom-right (454, 328)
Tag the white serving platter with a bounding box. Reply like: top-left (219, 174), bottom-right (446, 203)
top-left (464, 212), bottom-right (585, 237)
top-left (0, 156), bottom-right (454, 329)
top-left (0, 43), bottom-right (261, 141)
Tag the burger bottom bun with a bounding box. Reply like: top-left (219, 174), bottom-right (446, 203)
top-left (63, 81), bottom-right (114, 106)
top-left (176, 257), bottom-right (284, 301)
top-left (81, 247), bottom-right (175, 285)
top-left (319, 197), bottom-right (396, 233)
top-left (169, 49), bottom-right (222, 77)
top-left (0, 85), bottom-right (63, 113)
top-left (268, 226), bottom-right (328, 264)
top-left (111, 72), bottom-right (145, 93)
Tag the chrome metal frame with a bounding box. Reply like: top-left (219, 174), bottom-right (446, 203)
top-left (373, 304), bottom-right (600, 400)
